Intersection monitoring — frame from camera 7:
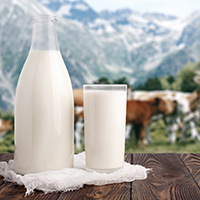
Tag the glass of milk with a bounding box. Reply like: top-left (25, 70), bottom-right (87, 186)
top-left (84, 84), bottom-right (127, 172)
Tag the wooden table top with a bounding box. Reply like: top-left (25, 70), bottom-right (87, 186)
top-left (0, 153), bottom-right (200, 200)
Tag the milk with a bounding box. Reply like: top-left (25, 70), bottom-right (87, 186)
top-left (14, 50), bottom-right (74, 174)
top-left (84, 85), bottom-right (127, 172)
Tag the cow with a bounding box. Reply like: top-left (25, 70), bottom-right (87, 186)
top-left (74, 106), bottom-right (84, 150)
top-left (130, 90), bottom-right (200, 144)
top-left (126, 97), bottom-right (175, 149)
top-left (73, 89), bottom-right (176, 149)
top-left (180, 91), bottom-right (200, 141)
top-left (73, 89), bottom-right (84, 150)
top-left (0, 119), bottom-right (13, 139)
top-left (73, 89), bottom-right (83, 107)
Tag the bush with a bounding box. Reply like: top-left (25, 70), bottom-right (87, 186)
top-left (0, 131), bottom-right (14, 153)
top-left (134, 77), bottom-right (163, 91)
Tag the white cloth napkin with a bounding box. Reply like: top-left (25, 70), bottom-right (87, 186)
top-left (0, 152), bottom-right (150, 196)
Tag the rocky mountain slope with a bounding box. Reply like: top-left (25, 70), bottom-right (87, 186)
top-left (0, 0), bottom-right (200, 111)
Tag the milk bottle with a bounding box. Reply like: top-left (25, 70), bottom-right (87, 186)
top-left (14, 15), bottom-right (74, 174)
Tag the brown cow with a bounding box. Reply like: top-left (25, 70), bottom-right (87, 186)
top-left (73, 89), bottom-right (83, 107)
top-left (73, 89), bottom-right (176, 149)
top-left (187, 91), bottom-right (200, 112)
top-left (73, 88), bottom-right (84, 124)
top-left (0, 119), bottom-right (13, 134)
top-left (131, 90), bottom-right (200, 143)
top-left (126, 98), bottom-right (175, 149)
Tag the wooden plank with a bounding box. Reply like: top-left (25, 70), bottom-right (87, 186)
top-left (179, 153), bottom-right (200, 188)
top-left (132, 153), bottom-right (200, 200)
top-left (1, 153), bottom-right (199, 199)
top-left (0, 154), bottom-right (132, 199)
top-left (0, 182), bottom-right (60, 200)
top-left (0, 153), bottom-right (60, 199)
top-left (0, 177), bottom-right (3, 187)
top-left (0, 153), bottom-right (14, 162)
top-left (58, 154), bottom-right (132, 200)
top-left (0, 176), bottom-right (5, 187)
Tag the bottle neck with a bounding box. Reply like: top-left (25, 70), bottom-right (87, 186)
top-left (31, 15), bottom-right (59, 51)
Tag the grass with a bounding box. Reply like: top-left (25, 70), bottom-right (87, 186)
top-left (0, 119), bottom-right (200, 153)
top-left (125, 120), bottom-right (200, 153)
top-left (126, 135), bottom-right (200, 153)
top-left (0, 131), bottom-right (14, 153)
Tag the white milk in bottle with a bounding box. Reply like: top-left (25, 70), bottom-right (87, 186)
top-left (14, 16), bottom-right (74, 174)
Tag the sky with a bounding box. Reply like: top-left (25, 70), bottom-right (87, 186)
top-left (85, 0), bottom-right (199, 17)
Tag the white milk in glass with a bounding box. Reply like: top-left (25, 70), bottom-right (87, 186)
top-left (84, 85), bottom-right (127, 172)
top-left (14, 16), bottom-right (74, 174)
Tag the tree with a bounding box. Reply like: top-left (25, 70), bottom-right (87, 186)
top-left (167, 76), bottom-right (175, 85)
top-left (134, 77), bottom-right (163, 91)
top-left (93, 77), bottom-right (111, 84)
top-left (174, 62), bottom-right (200, 92)
top-left (1, 110), bottom-right (14, 124)
top-left (180, 69), bottom-right (199, 92)
top-left (93, 76), bottom-right (131, 87)
top-left (113, 76), bottom-right (130, 87)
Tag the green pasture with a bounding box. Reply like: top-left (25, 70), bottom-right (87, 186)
top-left (125, 120), bottom-right (200, 153)
top-left (1, 119), bottom-right (200, 154)
top-left (1, 61), bottom-right (200, 153)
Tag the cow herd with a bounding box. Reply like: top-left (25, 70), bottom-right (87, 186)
top-left (73, 89), bottom-right (200, 149)
top-left (0, 89), bottom-right (199, 150)
top-left (129, 90), bottom-right (200, 147)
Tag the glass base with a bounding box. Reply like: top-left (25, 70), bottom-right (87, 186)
top-left (86, 166), bottom-right (123, 173)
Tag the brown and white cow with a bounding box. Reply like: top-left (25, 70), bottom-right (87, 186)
top-left (73, 88), bottom-right (176, 149)
top-left (126, 97), bottom-right (175, 149)
top-left (73, 89), bottom-right (84, 150)
top-left (73, 89), bottom-right (83, 107)
top-left (0, 119), bottom-right (13, 138)
top-left (130, 90), bottom-right (200, 143)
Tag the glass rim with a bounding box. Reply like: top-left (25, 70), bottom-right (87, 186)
top-left (83, 84), bottom-right (127, 91)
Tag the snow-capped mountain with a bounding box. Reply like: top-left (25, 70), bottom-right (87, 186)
top-left (38, 0), bottom-right (98, 24)
top-left (44, 1), bottom-right (198, 79)
top-left (40, 0), bottom-right (198, 77)
top-left (0, 0), bottom-right (96, 111)
top-left (0, 0), bottom-right (200, 111)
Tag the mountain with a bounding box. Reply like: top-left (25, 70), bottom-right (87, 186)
top-left (38, 0), bottom-right (98, 24)
top-left (0, 0), bottom-right (200, 112)
top-left (42, 1), bottom-right (200, 84)
top-left (0, 0), bottom-right (96, 111)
